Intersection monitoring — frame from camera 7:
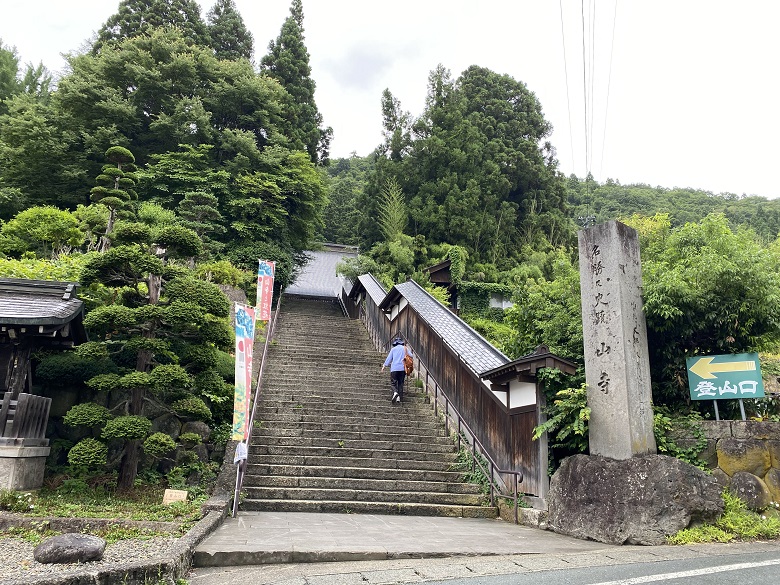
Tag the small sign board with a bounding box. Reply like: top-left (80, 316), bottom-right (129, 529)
top-left (162, 489), bottom-right (188, 505)
top-left (686, 352), bottom-right (765, 401)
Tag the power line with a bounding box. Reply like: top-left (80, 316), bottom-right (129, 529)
top-left (599, 0), bottom-right (618, 179)
top-left (559, 0), bottom-right (576, 173)
top-left (580, 0), bottom-right (589, 180)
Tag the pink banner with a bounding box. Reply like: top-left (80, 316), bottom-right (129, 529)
top-left (256, 260), bottom-right (276, 321)
top-left (231, 303), bottom-right (255, 441)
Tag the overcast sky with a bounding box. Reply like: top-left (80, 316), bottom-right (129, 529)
top-left (2, 1), bottom-right (778, 198)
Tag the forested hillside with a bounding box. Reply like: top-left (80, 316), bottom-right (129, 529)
top-left (1, 0), bottom-right (779, 483)
top-left (0, 0), bottom-right (331, 490)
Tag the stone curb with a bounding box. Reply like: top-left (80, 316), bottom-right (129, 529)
top-left (1, 501), bottom-right (230, 585)
top-left (0, 513), bottom-right (181, 534)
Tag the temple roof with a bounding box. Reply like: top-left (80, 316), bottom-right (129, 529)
top-left (0, 278), bottom-right (87, 344)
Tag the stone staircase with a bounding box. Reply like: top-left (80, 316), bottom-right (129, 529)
top-left (241, 295), bottom-right (497, 518)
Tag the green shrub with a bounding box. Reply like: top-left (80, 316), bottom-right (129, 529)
top-left (67, 438), bottom-right (108, 469)
top-left (194, 260), bottom-right (246, 287)
top-left (102, 416), bottom-right (152, 441)
top-left (63, 403), bottom-right (113, 428)
top-left (209, 422), bottom-right (231, 447)
top-left (172, 397), bottom-right (212, 421)
top-left (35, 353), bottom-right (118, 388)
top-left (668, 491), bottom-right (780, 544)
top-left (143, 432), bottom-right (177, 458)
top-left (178, 432), bottom-right (202, 446)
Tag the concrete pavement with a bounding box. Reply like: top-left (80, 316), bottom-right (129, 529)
top-left (194, 512), bottom-right (613, 567)
top-left (188, 513), bottom-right (780, 585)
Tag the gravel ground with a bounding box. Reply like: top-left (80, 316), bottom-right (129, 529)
top-left (0, 536), bottom-right (180, 584)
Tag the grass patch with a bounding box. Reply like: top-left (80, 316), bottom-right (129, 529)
top-left (2, 485), bottom-right (204, 524)
top-left (668, 491), bottom-right (780, 544)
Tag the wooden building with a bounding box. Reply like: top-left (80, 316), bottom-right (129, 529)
top-left (0, 278), bottom-right (87, 490)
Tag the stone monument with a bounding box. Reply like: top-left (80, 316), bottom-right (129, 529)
top-left (577, 220), bottom-right (656, 458)
top-left (546, 221), bottom-right (723, 544)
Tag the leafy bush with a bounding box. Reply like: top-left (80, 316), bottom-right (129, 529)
top-left (172, 397), bottom-right (212, 421)
top-left (67, 438), bottom-right (108, 469)
top-left (195, 260), bottom-right (247, 287)
top-left (464, 316), bottom-right (515, 354)
top-left (143, 432), bottom-right (177, 458)
top-left (653, 407), bottom-right (708, 468)
top-left (178, 432), bottom-right (202, 446)
top-left (102, 416), bottom-right (152, 441)
top-left (668, 491), bottom-right (780, 544)
top-left (35, 353), bottom-right (118, 389)
top-left (209, 422), bottom-right (231, 447)
top-left (63, 403), bottom-right (113, 428)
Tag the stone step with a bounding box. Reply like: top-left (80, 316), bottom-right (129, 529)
top-left (249, 444), bottom-right (456, 462)
top-left (248, 454), bottom-right (458, 471)
top-left (256, 390), bottom-right (428, 404)
top-left (252, 426), bottom-right (448, 442)
top-left (242, 486), bottom-right (486, 507)
top-left (243, 475), bottom-right (481, 495)
top-left (240, 499), bottom-right (497, 519)
top-left (252, 419), bottom-right (441, 438)
top-left (253, 398), bottom-right (431, 416)
top-left (252, 424), bottom-right (448, 438)
top-left (260, 381), bottom-right (406, 395)
top-left (244, 463), bottom-right (465, 483)
top-left (252, 435), bottom-right (455, 452)
top-left (237, 296), bottom-right (485, 521)
top-left (252, 414), bottom-right (441, 432)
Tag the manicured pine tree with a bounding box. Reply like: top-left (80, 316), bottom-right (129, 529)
top-left (90, 146), bottom-right (138, 252)
top-left (80, 218), bottom-right (232, 489)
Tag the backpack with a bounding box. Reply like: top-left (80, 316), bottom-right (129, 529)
top-left (403, 350), bottom-right (414, 375)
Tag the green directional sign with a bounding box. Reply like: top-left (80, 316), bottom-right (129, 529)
top-left (686, 353), bottom-right (765, 401)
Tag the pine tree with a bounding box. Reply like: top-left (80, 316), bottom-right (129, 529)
top-left (206, 0), bottom-right (253, 61)
top-left (260, 0), bottom-right (331, 164)
top-left (94, 0), bottom-right (209, 52)
top-left (90, 146), bottom-right (138, 252)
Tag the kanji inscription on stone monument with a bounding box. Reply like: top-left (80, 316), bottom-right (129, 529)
top-left (578, 220), bottom-right (656, 459)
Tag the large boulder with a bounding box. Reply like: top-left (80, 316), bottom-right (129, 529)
top-left (717, 438), bottom-right (771, 477)
top-left (33, 533), bottom-right (106, 564)
top-left (547, 454), bottom-right (723, 545)
top-left (729, 471), bottom-right (771, 511)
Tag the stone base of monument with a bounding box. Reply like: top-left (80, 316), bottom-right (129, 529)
top-left (547, 454), bottom-right (724, 545)
top-left (0, 445), bottom-right (50, 491)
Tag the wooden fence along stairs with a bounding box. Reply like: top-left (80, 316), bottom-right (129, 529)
top-left (241, 296), bottom-right (497, 518)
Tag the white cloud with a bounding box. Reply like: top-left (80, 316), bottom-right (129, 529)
top-left (1, 0), bottom-right (778, 198)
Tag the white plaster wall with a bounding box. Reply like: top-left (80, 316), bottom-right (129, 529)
top-left (509, 380), bottom-right (537, 408)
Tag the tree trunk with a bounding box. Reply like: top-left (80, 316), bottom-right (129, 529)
top-left (117, 439), bottom-right (141, 490)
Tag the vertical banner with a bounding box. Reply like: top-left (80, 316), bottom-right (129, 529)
top-left (231, 303), bottom-right (256, 441)
top-left (256, 260), bottom-right (276, 321)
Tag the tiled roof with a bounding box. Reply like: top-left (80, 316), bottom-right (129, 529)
top-left (284, 249), bottom-right (357, 297)
top-left (356, 274), bottom-right (387, 306)
top-left (393, 280), bottom-right (509, 376)
top-left (0, 278), bottom-right (83, 326)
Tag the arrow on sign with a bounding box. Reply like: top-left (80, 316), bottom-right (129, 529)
top-left (689, 357), bottom-right (756, 379)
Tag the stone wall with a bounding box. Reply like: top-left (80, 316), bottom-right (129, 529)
top-left (674, 420), bottom-right (780, 510)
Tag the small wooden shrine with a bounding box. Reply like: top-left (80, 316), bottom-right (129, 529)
top-left (0, 278), bottom-right (87, 490)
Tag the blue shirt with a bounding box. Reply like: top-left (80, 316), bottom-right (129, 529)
top-left (384, 345), bottom-right (409, 372)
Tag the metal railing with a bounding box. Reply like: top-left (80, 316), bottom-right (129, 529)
top-left (411, 343), bottom-right (525, 523)
top-left (376, 330), bottom-right (526, 523)
top-left (232, 295), bottom-right (282, 517)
